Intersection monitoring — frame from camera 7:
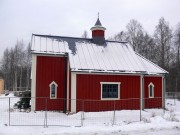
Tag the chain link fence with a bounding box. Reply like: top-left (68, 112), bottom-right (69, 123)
top-left (0, 92), bottom-right (179, 127)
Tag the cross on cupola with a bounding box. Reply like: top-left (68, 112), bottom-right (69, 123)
top-left (90, 13), bottom-right (106, 45)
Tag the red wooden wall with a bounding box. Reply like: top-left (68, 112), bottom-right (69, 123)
top-left (92, 30), bottom-right (104, 37)
top-left (76, 74), bottom-right (141, 112)
top-left (34, 55), bottom-right (163, 112)
top-left (144, 76), bottom-right (162, 109)
top-left (36, 56), bottom-right (67, 111)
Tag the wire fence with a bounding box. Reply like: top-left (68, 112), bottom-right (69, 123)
top-left (0, 92), bottom-right (179, 127)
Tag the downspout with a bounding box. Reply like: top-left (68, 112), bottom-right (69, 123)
top-left (63, 53), bottom-right (68, 113)
top-left (140, 74), bottom-right (144, 110)
top-left (162, 75), bottom-right (166, 110)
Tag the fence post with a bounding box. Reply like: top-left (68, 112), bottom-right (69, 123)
top-left (140, 98), bottom-right (142, 121)
top-left (45, 98), bottom-right (48, 128)
top-left (81, 100), bottom-right (84, 127)
top-left (83, 100), bottom-right (84, 120)
top-left (9, 97), bottom-right (10, 126)
top-left (163, 97), bottom-right (165, 114)
top-left (174, 93), bottom-right (176, 105)
top-left (43, 98), bottom-right (45, 128)
top-left (112, 100), bottom-right (115, 125)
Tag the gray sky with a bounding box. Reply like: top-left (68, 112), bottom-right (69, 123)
top-left (0, 0), bottom-right (180, 58)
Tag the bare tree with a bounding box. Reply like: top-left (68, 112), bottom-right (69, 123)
top-left (154, 17), bottom-right (173, 69)
top-left (24, 43), bottom-right (31, 90)
top-left (1, 48), bottom-right (10, 90)
top-left (173, 23), bottom-right (180, 92)
top-left (140, 33), bottom-right (158, 63)
top-left (126, 19), bottom-right (144, 52)
top-left (1, 40), bottom-right (26, 91)
top-left (174, 23), bottom-right (180, 67)
top-left (113, 31), bottom-right (129, 42)
top-left (82, 30), bottom-right (88, 38)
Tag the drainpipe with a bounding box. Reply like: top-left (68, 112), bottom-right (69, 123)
top-left (162, 75), bottom-right (166, 110)
top-left (140, 74), bottom-right (144, 110)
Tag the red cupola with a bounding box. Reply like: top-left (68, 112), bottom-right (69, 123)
top-left (91, 16), bottom-right (106, 45)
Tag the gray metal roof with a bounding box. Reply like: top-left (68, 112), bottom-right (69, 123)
top-left (31, 34), bottom-right (168, 74)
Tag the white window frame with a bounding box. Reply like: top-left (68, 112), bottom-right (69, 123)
top-left (49, 81), bottom-right (58, 99)
top-left (148, 82), bottom-right (154, 98)
top-left (100, 82), bottom-right (121, 100)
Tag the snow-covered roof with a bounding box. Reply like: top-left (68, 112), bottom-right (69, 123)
top-left (31, 34), bottom-right (168, 75)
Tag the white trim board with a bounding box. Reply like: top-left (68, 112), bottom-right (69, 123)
top-left (71, 72), bottom-right (77, 112)
top-left (71, 71), bottom-right (142, 76)
top-left (31, 54), bottom-right (37, 111)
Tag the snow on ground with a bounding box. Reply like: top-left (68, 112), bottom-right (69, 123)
top-left (0, 93), bottom-right (180, 135)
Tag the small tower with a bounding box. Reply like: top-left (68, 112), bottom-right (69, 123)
top-left (91, 14), bottom-right (106, 45)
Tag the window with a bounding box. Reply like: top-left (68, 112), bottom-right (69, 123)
top-left (101, 82), bottom-right (120, 100)
top-left (49, 81), bottom-right (58, 99)
top-left (148, 82), bottom-right (154, 98)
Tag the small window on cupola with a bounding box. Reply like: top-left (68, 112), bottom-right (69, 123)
top-left (148, 82), bottom-right (154, 98)
top-left (49, 81), bottom-right (58, 99)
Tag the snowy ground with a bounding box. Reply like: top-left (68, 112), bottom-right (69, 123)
top-left (0, 93), bottom-right (180, 135)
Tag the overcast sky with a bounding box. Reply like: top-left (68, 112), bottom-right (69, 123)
top-left (0, 0), bottom-right (180, 58)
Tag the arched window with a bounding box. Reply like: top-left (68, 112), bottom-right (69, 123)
top-left (49, 81), bottom-right (58, 99)
top-left (148, 82), bottom-right (154, 98)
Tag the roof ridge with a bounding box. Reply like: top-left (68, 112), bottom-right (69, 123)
top-left (32, 34), bottom-right (128, 44)
top-left (32, 34), bottom-right (92, 40)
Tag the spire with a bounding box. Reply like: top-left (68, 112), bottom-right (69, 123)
top-left (94, 12), bottom-right (102, 26)
top-left (91, 13), bottom-right (106, 31)
top-left (95, 18), bottom-right (102, 26)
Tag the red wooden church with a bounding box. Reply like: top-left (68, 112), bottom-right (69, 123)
top-left (31, 17), bottom-right (168, 112)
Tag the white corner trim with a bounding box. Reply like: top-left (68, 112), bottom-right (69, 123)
top-left (31, 54), bottom-right (37, 111)
top-left (71, 72), bottom-right (76, 112)
top-left (100, 82), bottom-right (121, 100)
top-left (49, 81), bottom-right (58, 99)
top-left (148, 82), bottom-right (154, 98)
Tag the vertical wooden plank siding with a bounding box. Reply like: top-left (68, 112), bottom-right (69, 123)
top-left (36, 56), bottom-right (67, 111)
top-left (144, 76), bottom-right (163, 108)
top-left (76, 74), bottom-right (141, 112)
top-left (92, 30), bottom-right (104, 37)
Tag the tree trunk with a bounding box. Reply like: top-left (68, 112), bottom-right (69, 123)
top-left (14, 71), bottom-right (17, 91)
top-left (26, 67), bottom-right (30, 90)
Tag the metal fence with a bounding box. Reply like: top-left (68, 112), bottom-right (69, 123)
top-left (0, 93), bottom-right (179, 127)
